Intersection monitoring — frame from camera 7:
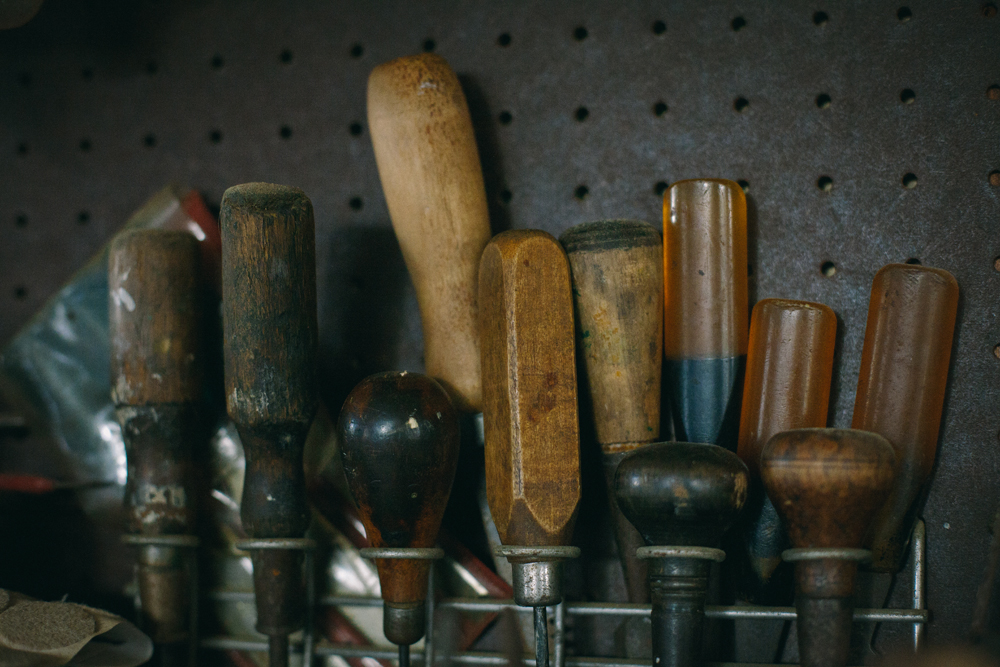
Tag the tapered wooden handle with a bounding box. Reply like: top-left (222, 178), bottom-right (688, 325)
top-left (109, 229), bottom-right (201, 406)
top-left (368, 53), bottom-right (491, 413)
top-left (852, 264), bottom-right (959, 572)
top-left (560, 220), bottom-right (663, 447)
top-left (221, 183), bottom-right (318, 429)
top-left (480, 230), bottom-right (581, 547)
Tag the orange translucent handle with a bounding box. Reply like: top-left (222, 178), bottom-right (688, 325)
top-left (853, 263), bottom-right (959, 572)
top-left (662, 179), bottom-right (748, 360)
top-left (738, 299), bottom-right (837, 477)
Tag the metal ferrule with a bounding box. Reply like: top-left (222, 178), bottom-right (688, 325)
top-left (384, 601), bottom-right (426, 646)
top-left (511, 560), bottom-right (564, 607)
top-left (137, 544), bottom-right (189, 644)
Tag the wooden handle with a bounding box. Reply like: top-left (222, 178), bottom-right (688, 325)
top-left (662, 179), bottom-right (748, 449)
top-left (110, 229), bottom-right (201, 407)
top-left (221, 183), bottom-right (318, 430)
top-left (560, 220), bottom-right (663, 446)
top-left (479, 230), bottom-right (580, 547)
top-left (761, 428), bottom-right (896, 667)
top-left (368, 53), bottom-right (491, 413)
top-left (852, 264), bottom-right (958, 572)
top-left (338, 372), bottom-right (460, 645)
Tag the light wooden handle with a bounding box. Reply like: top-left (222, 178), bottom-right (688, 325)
top-left (368, 53), bottom-right (491, 413)
top-left (480, 230), bottom-right (581, 547)
top-left (560, 220), bottom-right (663, 448)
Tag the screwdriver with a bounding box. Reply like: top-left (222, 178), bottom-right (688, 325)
top-left (338, 371), bottom-right (460, 667)
top-left (852, 264), bottom-right (959, 572)
top-left (480, 230), bottom-right (581, 667)
top-left (615, 441), bottom-right (748, 667)
top-left (737, 299), bottom-right (837, 599)
top-left (110, 229), bottom-right (201, 664)
top-left (221, 183), bottom-right (318, 667)
top-left (662, 179), bottom-right (748, 451)
top-left (761, 428), bottom-right (896, 667)
top-left (560, 220), bottom-right (662, 605)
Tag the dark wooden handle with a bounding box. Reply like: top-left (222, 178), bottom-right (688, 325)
top-left (852, 264), bottom-right (958, 572)
top-left (368, 53), bottom-right (491, 413)
top-left (338, 371), bottom-right (460, 607)
top-left (479, 230), bottom-right (581, 547)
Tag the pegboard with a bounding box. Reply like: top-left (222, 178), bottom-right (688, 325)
top-left (1, 0), bottom-right (998, 661)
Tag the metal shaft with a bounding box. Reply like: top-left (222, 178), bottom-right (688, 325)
top-left (534, 606), bottom-right (549, 667)
top-left (399, 643), bottom-right (411, 667)
top-left (269, 634), bottom-right (288, 667)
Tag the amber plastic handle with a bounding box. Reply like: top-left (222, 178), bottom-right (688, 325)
top-left (368, 53), bottom-right (491, 413)
top-left (852, 263), bottom-right (959, 572)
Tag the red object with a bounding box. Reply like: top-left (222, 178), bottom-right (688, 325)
top-left (0, 474), bottom-right (56, 494)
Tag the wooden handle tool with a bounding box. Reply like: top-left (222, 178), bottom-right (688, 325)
top-left (737, 299), bottom-right (837, 599)
top-left (110, 229), bottom-right (201, 658)
top-left (662, 179), bottom-right (748, 450)
top-left (480, 230), bottom-right (581, 667)
top-left (221, 183), bottom-right (318, 667)
top-left (338, 372), bottom-right (460, 667)
top-left (368, 53), bottom-right (491, 413)
top-left (761, 428), bottom-right (896, 667)
top-left (560, 220), bottom-right (662, 604)
top-left (615, 442), bottom-right (748, 667)
top-left (852, 264), bottom-right (959, 572)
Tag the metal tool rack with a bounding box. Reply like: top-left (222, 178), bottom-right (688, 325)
top-left (1, 0), bottom-right (997, 662)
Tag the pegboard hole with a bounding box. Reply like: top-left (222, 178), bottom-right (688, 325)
top-left (498, 111), bottom-right (513, 125)
top-left (989, 170), bottom-right (1000, 186)
top-left (575, 106), bottom-right (589, 121)
top-left (13, 286), bottom-right (27, 301)
top-left (15, 214), bottom-right (27, 228)
top-left (497, 33), bottom-right (512, 46)
top-left (821, 261), bottom-right (837, 277)
top-left (500, 189), bottom-right (512, 204)
top-left (423, 38), bottom-right (436, 52)
top-left (653, 101), bottom-right (668, 116)
top-left (211, 54), bottom-right (224, 69)
top-left (280, 125), bottom-right (293, 140)
top-left (813, 11), bottom-right (829, 26)
top-left (350, 43), bottom-right (364, 58)
top-left (816, 93), bottom-right (831, 109)
top-left (734, 97), bottom-right (750, 112)
top-left (900, 88), bottom-right (916, 104)
top-left (145, 60), bottom-right (158, 75)
top-left (81, 67), bottom-right (93, 81)
top-left (16, 142), bottom-right (28, 156)
top-left (574, 26), bottom-right (588, 41)
top-left (79, 139), bottom-right (91, 152)
top-left (817, 175), bottom-right (833, 191)
top-left (655, 181), bottom-right (669, 196)
top-left (897, 6), bottom-right (912, 21)
top-left (984, 3), bottom-right (997, 18)
top-left (988, 85), bottom-right (1000, 100)
top-left (349, 197), bottom-right (363, 211)
top-left (349, 122), bottom-right (363, 136)
top-left (143, 133), bottom-right (156, 148)
top-left (77, 211), bottom-right (90, 225)
top-left (902, 173), bottom-right (918, 188)
top-left (652, 20), bottom-right (667, 35)
top-left (905, 257), bottom-right (922, 265)
top-left (209, 130), bottom-right (223, 144)
top-left (731, 16), bottom-right (747, 31)
top-left (575, 185), bottom-right (589, 200)
top-left (18, 72), bottom-right (30, 88)
top-left (737, 179), bottom-right (750, 193)
top-left (280, 49), bottom-right (293, 64)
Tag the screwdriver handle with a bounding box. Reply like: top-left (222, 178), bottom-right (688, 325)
top-left (221, 183), bottom-right (318, 645)
top-left (561, 219), bottom-right (662, 603)
top-left (479, 230), bottom-right (581, 547)
top-left (852, 264), bottom-right (958, 572)
top-left (368, 53), bottom-right (492, 413)
top-left (339, 371), bottom-right (460, 646)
